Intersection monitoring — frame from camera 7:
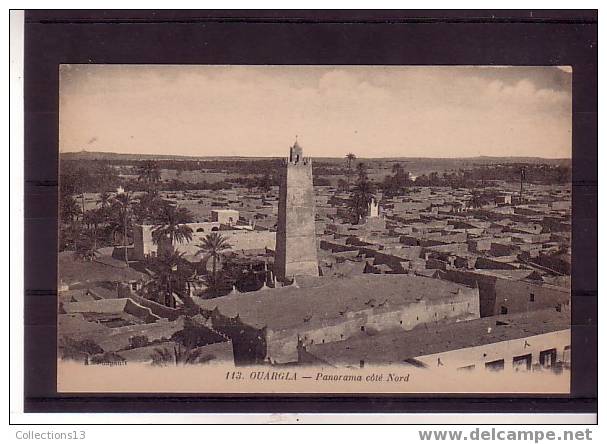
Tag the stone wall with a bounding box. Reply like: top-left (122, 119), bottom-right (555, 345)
top-left (439, 269), bottom-right (570, 317)
top-left (133, 223), bottom-right (275, 260)
top-left (493, 279), bottom-right (570, 316)
top-left (129, 294), bottom-right (182, 321)
top-left (206, 309), bottom-right (267, 365)
top-left (265, 286), bottom-right (480, 364)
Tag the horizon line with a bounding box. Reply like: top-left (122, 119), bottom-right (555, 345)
top-left (59, 149), bottom-right (572, 161)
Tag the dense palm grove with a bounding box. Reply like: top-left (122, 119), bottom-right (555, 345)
top-left (59, 161), bottom-right (237, 307)
top-left (59, 155), bottom-right (375, 263)
top-left (59, 155), bottom-right (571, 307)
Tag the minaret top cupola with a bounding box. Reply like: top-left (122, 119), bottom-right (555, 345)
top-left (289, 136), bottom-right (304, 164)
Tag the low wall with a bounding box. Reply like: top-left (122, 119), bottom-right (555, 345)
top-left (130, 295), bottom-right (182, 321)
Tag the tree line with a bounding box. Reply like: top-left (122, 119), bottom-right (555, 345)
top-left (60, 160), bottom-right (243, 307)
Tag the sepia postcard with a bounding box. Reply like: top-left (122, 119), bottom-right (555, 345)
top-left (56, 65), bottom-right (572, 394)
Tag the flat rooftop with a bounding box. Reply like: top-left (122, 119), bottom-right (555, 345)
top-left (59, 252), bottom-right (149, 287)
top-left (444, 269), bottom-right (571, 293)
top-left (306, 308), bottom-right (570, 365)
top-left (196, 274), bottom-right (475, 331)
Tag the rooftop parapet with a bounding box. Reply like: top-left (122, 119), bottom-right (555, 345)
top-left (284, 136), bottom-right (312, 166)
top-left (283, 156), bottom-right (313, 166)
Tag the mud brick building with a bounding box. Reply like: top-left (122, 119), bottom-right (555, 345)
top-left (300, 308), bottom-right (570, 371)
top-left (197, 274), bottom-right (480, 364)
top-left (439, 269), bottom-right (570, 317)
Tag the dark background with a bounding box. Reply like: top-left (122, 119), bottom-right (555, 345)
top-left (21, 9), bottom-right (597, 417)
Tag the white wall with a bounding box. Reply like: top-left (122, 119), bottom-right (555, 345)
top-left (413, 329), bottom-right (571, 372)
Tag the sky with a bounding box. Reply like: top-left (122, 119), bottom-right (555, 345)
top-left (59, 65), bottom-right (572, 159)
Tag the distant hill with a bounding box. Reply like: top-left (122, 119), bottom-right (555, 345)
top-left (59, 150), bottom-right (264, 162)
top-left (60, 150), bottom-right (571, 165)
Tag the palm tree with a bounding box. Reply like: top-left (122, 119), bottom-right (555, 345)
top-left (356, 161), bottom-right (367, 179)
top-left (429, 171), bottom-right (441, 187)
top-left (258, 173), bottom-right (273, 195)
top-left (161, 250), bottom-right (185, 308)
top-left (345, 153), bottom-right (357, 189)
top-left (150, 344), bottom-right (208, 366)
top-left (346, 153), bottom-right (356, 170)
top-left (180, 267), bottom-right (199, 300)
top-left (350, 162), bottom-right (375, 224)
top-left (195, 232), bottom-right (232, 294)
top-left (151, 204), bottom-right (194, 256)
top-left (60, 195), bottom-right (81, 224)
top-left (469, 190), bottom-right (484, 209)
top-left (70, 223), bottom-right (99, 262)
top-left (145, 250), bottom-right (186, 307)
top-left (166, 258), bottom-right (200, 303)
top-left (133, 189), bottom-right (164, 224)
top-left (111, 191), bottom-right (133, 266)
top-left (415, 174), bottom-right (429, 187)
top-left (62, 220), bottom-right (83, 255)
top-left (392, 162), bottom-right (404, 181)
top-left (98, 191), bottom-right (112, 209)
top-left (391, 162), bottom-right (409, 193)
top-left (73, 237), bottom-right (99, 262)
top-left (137, 160), bottom-right (161, 185)
top-left (82, 208), bottom-right (103, 252)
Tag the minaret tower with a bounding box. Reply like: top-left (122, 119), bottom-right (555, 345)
top-left (275, 137), bottom-right (319, 281)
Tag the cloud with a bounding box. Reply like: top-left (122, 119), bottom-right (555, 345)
top-left (484, 78), bottom-right (569, 108)
top-left (59, 66), bottom-right (572, 159)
